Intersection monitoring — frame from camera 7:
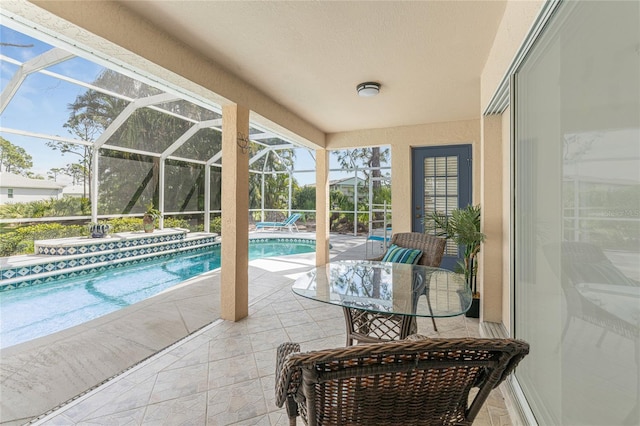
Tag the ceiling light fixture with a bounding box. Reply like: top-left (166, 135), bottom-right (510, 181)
top-left (357, 82), bottom-right (381, 97)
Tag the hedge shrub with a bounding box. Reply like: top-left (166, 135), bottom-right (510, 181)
top-left (0, 223), bottom-right (85, 256)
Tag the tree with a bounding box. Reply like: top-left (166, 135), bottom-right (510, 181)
top-left (24, 171), bottom-right (44, 179)
top-left (263, 173), bottom-right (293, 212)
top-left (0, 137), bottom-right (33, 175)
top-left (333, 147), bottom-right (389, 192)
top-left (90, 72), bottom-right (224, 218)
top-left (333, 147), bottom-right (390, 224)
top-left (48, 89), bottom-right (125, 198)
top-left (248, 147), bottom-right (298, 219)
top-left (66, 163), bottom-right (86, 186)
top-left (293, 186), bottom-right (316, 211)
top-left (48, 167), bottom-right (65, 182)
top-left (46, 140), bottom-right (91, 198)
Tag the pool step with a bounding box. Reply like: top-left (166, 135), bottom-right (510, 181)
top-left (34, 228), bottom-right (190, 256)
top-left (0, 231), bottom-right (219, 291)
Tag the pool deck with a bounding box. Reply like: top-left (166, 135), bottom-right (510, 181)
top-left (0, 233), bottom-right (513, 425)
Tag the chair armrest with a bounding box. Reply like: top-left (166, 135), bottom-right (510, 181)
top-left (275, 342), bottom-right (301, 407)
top-left (406, 333), bottom-right (431, 341)
top-left (368, 254), bottom-right (385, 262)
top-left (495, 340), bottom-right (530, 387)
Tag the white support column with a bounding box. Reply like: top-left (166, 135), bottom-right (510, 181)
top-left (261, 152), bottom-right (269, 222)
top-left (204, 165), bottom-right (211, 233)
top-left (368, 173), bottom-right (374, 236)
top-left (353, 168), bottom-right (359, 236)
top-left (91, 147), bottom-right (99, 222)
top-left (260, 173), bottom-right (265, 222)
top-left (288, 169), bottom-right (293, 216)
top-left (221, 104), bottom-right (250, 321)
top-left (158, 160), bottom-right (165, 229)
top-left (315, 149), bottom-right (330, 266)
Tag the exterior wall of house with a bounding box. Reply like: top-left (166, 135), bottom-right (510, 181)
top-left (479, 115), bottom-right (504, 323)
top-left (326, 0), bottom-right (545, 326)
top-left (480, 1), bottom-right (545, 111)
top-left (327, 119), bottom-right (481, 235)
top-left (0, 187), bottom-right (62, 204)
top-left (479, 0), bottom-right (545, 328)
top-left (501, 107), bottom-right (512, 332)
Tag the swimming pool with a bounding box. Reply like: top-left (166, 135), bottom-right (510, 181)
top-left (0, 240), bottom-right (315, 349)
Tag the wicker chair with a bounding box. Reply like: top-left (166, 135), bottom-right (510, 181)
top-left (275, 337), bottom-right (530, 426)
top-left (361, 232), bottom-right (447, 338)
top-left (369, 232), bottom-right (447, 267)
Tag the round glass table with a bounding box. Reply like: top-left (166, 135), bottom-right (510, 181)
top-left (292, 260), bottom-right (472, 345)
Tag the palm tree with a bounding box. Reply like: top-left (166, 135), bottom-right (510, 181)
top-left (430, 204), bottom-right (486, 295)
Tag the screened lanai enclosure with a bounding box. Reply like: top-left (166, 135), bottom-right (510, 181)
top-left (0, 23), bottom-right (391, 249)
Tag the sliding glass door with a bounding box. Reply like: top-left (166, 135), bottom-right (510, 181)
top-left (514, 1), bottom-right (639, 424)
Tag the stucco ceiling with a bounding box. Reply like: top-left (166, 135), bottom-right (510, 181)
top-left (119, 1), bottom-right (507, 134)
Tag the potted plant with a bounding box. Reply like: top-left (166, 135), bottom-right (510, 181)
top-left (142, 203), bottom-right (161, 233)
top-left (88, 222), bottom-right (111, 238)
top-left (430, 204), bottom-right (486, 318)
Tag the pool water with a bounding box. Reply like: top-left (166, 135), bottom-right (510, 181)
top-left (0, 241), bottom-right (314, 349)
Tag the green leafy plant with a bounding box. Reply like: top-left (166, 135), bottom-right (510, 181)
top-left (430, 204), bottom-right (486, 296)
top-left (0, 197), bottom-right (90, 219)
top-left (104, 217), bottom-right (144, 233)
top-left (210, 216), bottom-right (222, 234)
top-left (0, 223), bottom-right (85, 256)
top-left (144, 203), bottom-right (161, 220)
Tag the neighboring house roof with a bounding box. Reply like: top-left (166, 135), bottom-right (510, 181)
top-left (329, 176), bottom-right (365, 186)
top-left (0, 172), bottom-right (64, 190)
top-left (305, 176), bottom-right (367, 189)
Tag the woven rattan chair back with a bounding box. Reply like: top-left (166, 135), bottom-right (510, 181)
top-left (370, 232), bottom-right (446, 267)
top-left (275, 337), bottom-right (530, 426)
top-left (367, 232), bottom-right (447, 336)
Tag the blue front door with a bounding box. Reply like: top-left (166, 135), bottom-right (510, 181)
top-left (412, 145), bottom-right (472, 271)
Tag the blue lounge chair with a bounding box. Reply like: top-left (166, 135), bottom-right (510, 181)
top-left (365, 227), bottom-right (392, 257)
top-left (255, 213), bottom-right (301, 232)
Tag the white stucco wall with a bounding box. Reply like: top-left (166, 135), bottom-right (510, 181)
top-left (479, 0), bottom-right (544, 327)
top-left (0, 187), bottom-right (62, 204)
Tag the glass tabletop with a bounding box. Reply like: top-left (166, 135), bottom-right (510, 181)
top-left (292, 260), bottom-right (472, 318)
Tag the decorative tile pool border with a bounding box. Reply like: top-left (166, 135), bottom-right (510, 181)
top-left (0, 242), bottom-right (220, 292)
top-left (1, 236), bottom-right (218, 284)
top-left (35, 232), bottom-right (187, 256)
top-left (0, 237), bottom-right (317, 292)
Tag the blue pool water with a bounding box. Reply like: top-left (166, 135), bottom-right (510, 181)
top-left (0, 241), bottom-right (315, 349)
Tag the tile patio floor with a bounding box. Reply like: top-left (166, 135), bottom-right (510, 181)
top-left (4, 234), bottom-right (513, 425)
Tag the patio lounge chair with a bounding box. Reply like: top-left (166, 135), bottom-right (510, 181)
top-left (365, 227), bottom-right (392, 258)
top-left (255, 213), bottom-right (301, 232)
top-left (275, 336), bottom-right (530, 426)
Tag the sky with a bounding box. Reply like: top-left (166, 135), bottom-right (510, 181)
top-left (0, 24), bottom-right (391, 188)
top-left (1, 25), bottom-right (103, 184)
